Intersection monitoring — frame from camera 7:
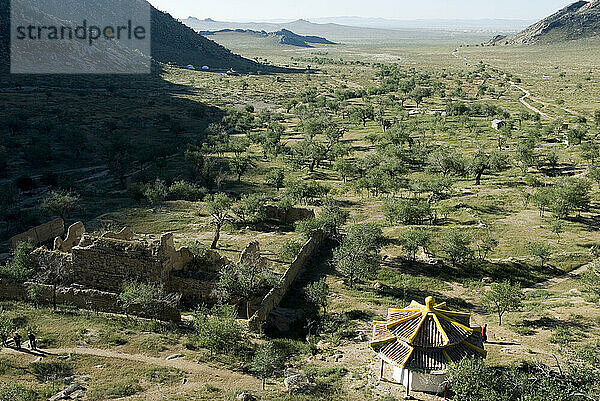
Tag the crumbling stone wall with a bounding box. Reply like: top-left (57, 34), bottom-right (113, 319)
top-left (10, 218), bottom-right (65, 249)
top-left (0, 279), bottom-right (180, 322)
top-left (248, 230), bottom-right (325, 331)
top-left (70, 233), bottom-right (182, 292)
top-left (165, 272), bottom-right (218, 305)
top-left (29, 225), bottom-right (273, 310)
top-left (54, 221), bottom-right (85, 252)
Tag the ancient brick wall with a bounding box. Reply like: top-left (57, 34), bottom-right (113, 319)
top-left (165, 273), bottom-right (218, 306)
top-left (248, 230), bottom-right (325, 331)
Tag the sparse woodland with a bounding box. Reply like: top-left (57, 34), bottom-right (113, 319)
top-left (2, 8), bottom-right (600, 400)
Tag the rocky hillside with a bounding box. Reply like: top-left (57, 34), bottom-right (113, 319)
top-left (202, 28), bottom-right (336, 48)
top-left (0, 0), bottom-right (277, 73)
top-left (490, 0), bottom-right (600, 45)
top-left (149, 7), bottom-right (263, 72)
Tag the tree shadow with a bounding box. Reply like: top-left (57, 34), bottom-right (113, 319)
top-left (384, 257), bottom-right (559, 288)
top-left (520, 316), bottom-right (587, 331)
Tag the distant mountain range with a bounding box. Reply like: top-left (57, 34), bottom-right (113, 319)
top-left (490, 0), bottom-right (600, 45)
top-left (201, 28), bottom-right (336, 48)
top-left (301, 17), bottom-right (534, 32)
top-left (182, 17), bottom-right (492, 43)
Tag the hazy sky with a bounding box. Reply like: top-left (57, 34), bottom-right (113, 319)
top-left (148, 0), bottom-right (575, 21)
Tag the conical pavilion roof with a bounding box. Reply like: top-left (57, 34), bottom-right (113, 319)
top-left (370, 297), bottom-right (486, 374)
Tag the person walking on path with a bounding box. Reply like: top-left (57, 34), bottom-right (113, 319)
top-left (13, 332), bottom-right (22, 349)
top-left (28, 331), bottom-right (37, 350)
top-left (482, 324), bottom-right (488, 343)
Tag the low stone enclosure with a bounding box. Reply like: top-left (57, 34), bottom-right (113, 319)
top-left (3, 209), bottom-right (325, 327)
top-left (0, 279), bottom-right (181, 322)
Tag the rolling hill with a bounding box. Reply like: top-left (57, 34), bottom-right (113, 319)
top-left (201, 28), bottom-right (336, 48)
top-left (183, 17), bottom-right (489, 43)
top-left (490, 0), bottom-right (600, 45)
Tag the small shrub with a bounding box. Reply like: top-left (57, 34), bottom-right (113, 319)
top-left (281, 240), bottom-right (303, 262)
top-left (26, 283), bottom-right (46, 307)
top-left (168, 180), bottom-right (207, 201)
top-left (0, 384), bottom-right (37, 401)
top-left (193, 304), bottom-right (246, 357)
top-left (383, 198), bottom-right (433, 225)
top-left (89, 380), bottom-right (141, 400)
top-left (31, 361), bottom-right (73, 383)
top-left (104, 333), bottom-right (128, 346)
top-left (0, 242), bottom-right (34, 283)
top-left (144, 367), bottom-right (183, 384)
top-left (0, 358), bottom-right (13, 375)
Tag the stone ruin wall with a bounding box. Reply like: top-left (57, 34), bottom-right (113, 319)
top-left (0, 279), bottom-right (181, 322)
top-left (71, 234), bottom-right (176, 293)
top-left (248, 229), bottom-right (326, 331)
top-left (9, 218), bottom-right (65, 249)
top-left (19, 204), bottom-right (320, 317)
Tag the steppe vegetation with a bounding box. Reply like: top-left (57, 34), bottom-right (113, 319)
top-left (2, 31), bottom-right (600, 400)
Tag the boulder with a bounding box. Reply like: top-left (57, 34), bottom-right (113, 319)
top-left (49, 383), bottom-right (85, 401)
top-left (267, 308), bottom-right (302, 332)
top-left (236, 392), bottom-right (256, 401)
top-left (239, 241), bottom-right (266, 270)
top-left (101, 227), bottom-right (134, 241)
top-left (284, 374), bottom-right (315, 394)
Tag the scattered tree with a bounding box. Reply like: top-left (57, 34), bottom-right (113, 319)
top-left (482, 280), bottom-right (523, 326)
top-left (305, 278), bottom-right (330, 314)
top-left (265, 168), bottom-right (285, 191)
top-left (398, 229), bottom-right (431, 261)
top-left (193, 304), bottom-right (245, 358)
top-left (475, 234), bottom-right (499, 261)
top-left (41, 191), bottom-right (79, 220)
top-left (334, 224), bottom-right (385, 288)
top-left (441, 231), bottom-right (473, 267)
top-left (251, 341), bottom-right (284, 390)
top-left (206, 193), bottom-right (233, 249)
top-left (528, 242), bottom-right (553, 268)
top-left (35, 253), bottom-right (69, 311)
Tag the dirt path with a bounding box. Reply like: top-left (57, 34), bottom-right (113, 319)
top-left (451, 50), bottom-right (580, 120)
top-left (2, 346), bottom-right (260, 391)
top-left (509, 82), bottom-right (552, 119)
top-left (529, 262), bottom-right (592, 290)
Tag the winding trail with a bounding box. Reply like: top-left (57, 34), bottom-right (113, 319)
top-left (451, 49), bottom-right (580, 120)
top-left (509, 81), bottom-right (552, 119)
top-left (529, 262), bottom-right (593, 291)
